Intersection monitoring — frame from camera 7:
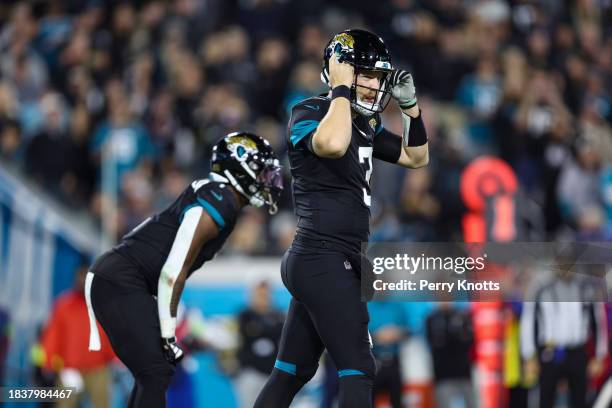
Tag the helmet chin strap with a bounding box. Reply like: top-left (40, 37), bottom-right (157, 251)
top-left (267, 201), bottom-right (278, 215)
top-left (223, 169), bottom-right (265, 208)
top-left (239, 160), bottom-right (257, 179)
top-left (321, 69), bottom-right (329, 85)
top-left (353, 97), bottom-right (380, 116)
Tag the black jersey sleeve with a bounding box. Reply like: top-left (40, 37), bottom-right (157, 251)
top-left (372, 115), bottom-right (402, 163)
top-left (288, 98), bottom-right (329, 152)
top-left (180, 182), bottom-right (239, 231)
top-left (373, 117), bottom-right (402, 163)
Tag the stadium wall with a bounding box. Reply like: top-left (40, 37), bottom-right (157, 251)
top-left (0, 163), bottom-right (98, 392)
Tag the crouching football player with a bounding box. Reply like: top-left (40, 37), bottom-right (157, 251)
top-left (85, 132), bottom-right (282, 408)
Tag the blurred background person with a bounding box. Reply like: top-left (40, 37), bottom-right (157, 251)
top-left (426, 300), bottom-right (475, 408)
top-left (235, 280), bottom-right (285, 408)
top-left (369, 301), bottom-right (411, 408)
top-left (39, 263), bottom-right (115, 408)
top-left (520, 257), bottom-right (608, 408)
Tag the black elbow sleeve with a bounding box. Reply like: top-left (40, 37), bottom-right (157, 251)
top-left (407, 112), bottom-right (427, 147)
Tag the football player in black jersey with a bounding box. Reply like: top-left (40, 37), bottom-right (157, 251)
top-left (84, 132), bottom-right (282, 408)
top-left (255, 29), bottom-right (429, 408)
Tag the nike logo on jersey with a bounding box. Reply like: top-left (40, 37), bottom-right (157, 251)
top-left (211, 191), bottom-right (223, 201)
top-left (304, 104), bottom-right (320, 111)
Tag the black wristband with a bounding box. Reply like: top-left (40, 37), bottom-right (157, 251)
top-left (406, 111), bottom-right (428, 147)
top-left (332, 85), bottom-right (351, 101)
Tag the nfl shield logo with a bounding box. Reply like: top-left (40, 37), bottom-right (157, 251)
top-left (369, 118), bottom-right (377, 130)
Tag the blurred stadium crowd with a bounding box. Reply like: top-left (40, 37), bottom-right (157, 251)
top-left (0, 0), bottom-right (610, 253)
top-left (0, 0), bottom-right (611, 407)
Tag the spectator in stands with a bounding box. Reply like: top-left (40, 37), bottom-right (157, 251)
top-left (120, 171), bottom-right (154, 235)
top-left (368, 301), bottom-right (410, 408)
top-left (602, 167), bottom-right (612, 229)
top-left (235, 280), bottom-right (284, 408)
top-left (228, 208), bottom-right (268, 255)
top-left (0, 81), bottom-right (20, 127)
top-left (250, 37), bottom-right (291, 119)
top-left (426, 301), bottom-right (475, 408)
top-left (0, 1), bottom-right (607, 251)
top-left (40, 263), bottom-right (115, 408)
top-left (90, 80), bottom-right (155, 192)
top-left (557, 136), bottom-right (605, 226)
top-left (24, 91), bottom-right (81, 202)
top-left (574, 205), bottom-right (612, 242)
top-left (0, 3), bottom-right (48, 106)
top-left (398, 167), bottom-right (440, 241)
top-left (456, 55), bottom-right (503, 155)
top-left (0, 119), bottom-right (22, 167)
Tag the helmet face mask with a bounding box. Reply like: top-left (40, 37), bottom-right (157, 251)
top-left (211, 132), bottom-right (283, 214)
top-left (321, 29), bottom-right (394, 116)
top-left (252, 164), bottom-right (283, 213)
top-left (352, 69), bottom-right (393, 116)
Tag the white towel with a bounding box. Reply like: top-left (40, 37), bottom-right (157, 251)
top-left (85, 272), bottom-right (101, 351)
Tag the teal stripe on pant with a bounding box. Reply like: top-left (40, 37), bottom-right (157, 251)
top-left (338, 369), bottom-right (365, 377)
top-left (274, 359), bottom-right (297, 375)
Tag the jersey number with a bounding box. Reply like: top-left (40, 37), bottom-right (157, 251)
top-left (358, 147), bottom-right (373, 206)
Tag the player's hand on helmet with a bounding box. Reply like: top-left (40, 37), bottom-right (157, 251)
top-left (329, 53), bottom-right (354, 89)
top-left (390, 69), bottom-right (417, 109)
top-left (162, 337), bottom-right (184, 364)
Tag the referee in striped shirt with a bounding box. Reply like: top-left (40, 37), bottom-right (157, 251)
top-left (520, 263), bottom-right (608, 408)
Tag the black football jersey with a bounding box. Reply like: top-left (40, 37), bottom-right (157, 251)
top-left (287, 96), bottom-right (386, 254)
top-left (94, 174), bottom-right (240, 294)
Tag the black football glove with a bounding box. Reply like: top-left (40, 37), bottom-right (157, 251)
top-left (161, 337), bottom-right (185, 364)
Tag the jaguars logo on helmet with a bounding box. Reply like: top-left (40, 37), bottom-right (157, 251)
top-left (225, 135), bottom-right (258, 162)
top-left (331, 32), bottom-right (354, 57)
top-left (212, 132), bottom-right (283, 214)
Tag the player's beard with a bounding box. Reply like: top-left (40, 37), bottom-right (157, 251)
top-left (356, 96), bottom-right (381, 112)
top-left (352, 79), bottom-right (392, 115)
top-left (354, 90), bottom-right (381, 116)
